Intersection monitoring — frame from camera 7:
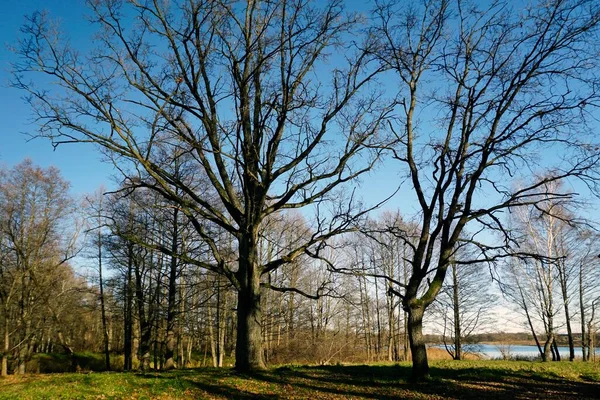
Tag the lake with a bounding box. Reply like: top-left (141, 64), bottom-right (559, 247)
top-left (435, 343), bottom-right (599, 359)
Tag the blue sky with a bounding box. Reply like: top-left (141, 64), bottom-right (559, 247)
top-left (0, 0), bottom-right (397, 204)
top-left (1, 0), bottom-right (595, 220)
top-left (1, 0), bottom-right (116, 197)
top-left (0, 0), bottom-right (406, 214)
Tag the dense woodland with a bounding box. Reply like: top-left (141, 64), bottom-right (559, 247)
top-left (3, 0), bottom-right (600, 382)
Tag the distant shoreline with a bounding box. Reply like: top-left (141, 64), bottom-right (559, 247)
top-left (428, 340), bottom-right (590, 347)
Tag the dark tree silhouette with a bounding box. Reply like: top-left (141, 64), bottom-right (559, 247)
top-left (373, 0), bottom-right (600, 380)
top-left (13, 0), bottom-right (388, 371)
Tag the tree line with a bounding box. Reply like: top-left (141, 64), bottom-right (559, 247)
top-left (1, 158), bottom-right (599, 377)
top-left (5, 0), bottom-right (600, 381)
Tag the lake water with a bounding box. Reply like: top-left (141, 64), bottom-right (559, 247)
top-left (436, 343), bottom-right (599, 359)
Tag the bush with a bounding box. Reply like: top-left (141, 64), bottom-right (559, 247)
top-left (27, 354), bottom-right (71, 373)
top-left (26, 352), bottom-right (108, 373)
top-left (74, 352), bottom-right (107, 371)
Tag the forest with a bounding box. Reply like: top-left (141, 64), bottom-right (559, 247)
top-left (2, 0), bottom-right (600, 385)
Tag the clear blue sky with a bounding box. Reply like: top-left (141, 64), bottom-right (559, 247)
top-left (0, 0), bottom-right (116, 197)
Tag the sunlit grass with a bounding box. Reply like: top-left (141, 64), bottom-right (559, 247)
top-left (1, 360), bottom-right (599, 399)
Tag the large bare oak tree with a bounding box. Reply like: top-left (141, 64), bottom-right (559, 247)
top-left (13, 0), bottom-right (387, 371)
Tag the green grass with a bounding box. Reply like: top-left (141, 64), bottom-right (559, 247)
top-left (1, 360), bottom-right (599, 399)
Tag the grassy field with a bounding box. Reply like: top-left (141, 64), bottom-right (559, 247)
top-left (1, 360), bottom-right (599, 399)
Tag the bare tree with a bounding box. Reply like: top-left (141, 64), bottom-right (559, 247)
top-left (512, 189), bottom-right (564, 361)
top-left (0, 221), bottom-right (17, 376)
top-left (373, 0), bottom-right (600, 379)
top-left (576, 231), bottom-right (600, 361)
top-left (503, 183), bottom-right (591, 362)
top-left (350, 212), bottom-right (417, 362)
top-left (432, 256), bottom-right (496, 360)
top-left (83, 188), bottom-right (112, 371)
top-left (553, 210), bottom-right (585, 361)
top-left (503, 258), bottom-right (546, 358)
top-left (0, 160), bottom-right (79, 374)
top-left (13, 0), bottom-right (388, 371)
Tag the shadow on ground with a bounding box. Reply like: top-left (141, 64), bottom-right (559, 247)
top-left (135, 363), bottom-right (600, 399)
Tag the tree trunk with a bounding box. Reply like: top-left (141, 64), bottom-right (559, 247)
top-left (542, 338), bottom-right (550, 362)
top-left (402, 247), bottom-right (409, 362)
top-left (234, 233), bottom-right (266, 372)
top-left (219, 287), bottom-right (227, 367)
top-left (542, 331), bottom-right (554, 362)
top-left (17, 316), bottom-right (33, 375)
top-left (286, 263), bottom-right (297, 351)
top-left (186, 336), bottom-right (193, 368)
top-left (519, 285), bottom-right (544, 359)
top-left (558, 265), bottom-right (575, 361)
top-left (552, 338), bottom-right (561, 361)
top-left (98, 230), bottom-right (111, 371)
top-left (17, 276), bottom-right (31, 375)
top-left (124, 243), bottom-right (134, 371)
top-left (164, 207), bottom-right (179, 370)
top-left (452, 262), bottom-right (462, 360)
top-left (134, 258), bottom-right (152, 371)
top-left (159, 334), bottom-right (165, 370)
top-left (579, 263), bottom-right (588, 361)
top-left (387, 282), bottom-right (396, 362)
top-left (374, 277), bottom-right (382, 360)
top-left (235, 287), bottom-right (265, 371)
top-left (359, 274), bottom-right (372, 361)
top-left (153, 331), bottom-right (159, 370)
top-left (563, 304), bottom-right (575, 362)
top-left (138, 321), bottom-right (152, 371)
top-left (135, 289), bottom-right (152, 371)
top-left (153, 254), bottom-right (163, 370)
top-left (262, 279), bottom-right (270, 364)
top-left (17, 346), bottom-right (27, 374)
top-left (1, 313), bottom-right (8, 376)
top-left (177, 279), bottom-right (185, 369)
top-left (407, 305), bottom-right (428, 380)
top-left (589, 321), bottom-right (595, 362)
top-left (132, 318), bottom-right (140, 368)
top-left (208, 300), bottom-right (218, 367)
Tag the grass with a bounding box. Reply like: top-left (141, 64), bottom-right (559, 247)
top-left (1, 360), bottom-right (599, 399)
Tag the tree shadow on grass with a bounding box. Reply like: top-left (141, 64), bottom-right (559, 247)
top-left (426, 364), bottom-right (600, 399)
top-left (257, 364), bottom-right (600, 399)
top-left (185, 379), bottom-right (280, 400)
top-left (135, 369), bottom-right (279, 399)
top-left (133, 363), bottom-right (600, 399)
top-left (252, 365), bottom-right (489, 399)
